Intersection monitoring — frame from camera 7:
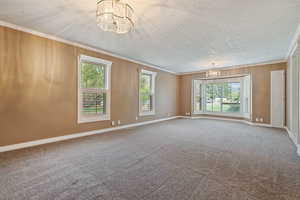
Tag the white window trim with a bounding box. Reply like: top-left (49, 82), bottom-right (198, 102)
top-left (139, 69), bottom-right (157, 116)
top-left (192, 79), bottom-right (205, 115)
top-left (78, 55), bottom-right (112, 124)
top-left (192, 76), bottom-right (250, 118)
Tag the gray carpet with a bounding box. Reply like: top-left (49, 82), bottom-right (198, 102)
top-left (0, 119), bottom-right (300, 200)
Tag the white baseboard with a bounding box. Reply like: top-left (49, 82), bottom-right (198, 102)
top-left (1, 116), bottom-right (297, 157)
top-left (181, 116), bottom-right (300, 157)
top-left (284, 127), bottom-right (298, 147)
top-left (178, 115), bottom-right (274, 128)
top-left (284, 127), bottom-right (300, 157)
top-left (178, 116), bottom-right (192, 119)
top-left (0, 116), bottom-right (179, 153)
top-left (250, 122), bottom-right (275, 128)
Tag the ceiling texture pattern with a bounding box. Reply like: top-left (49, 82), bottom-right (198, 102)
top-left (0, 0), bottom-right (299, 73)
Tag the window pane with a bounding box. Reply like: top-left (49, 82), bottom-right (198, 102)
top-left (206, 84), bottom-right (213, 112)
top-left (141, 94), bottom-right (153, 112)
top-left (197, 80), bottom-right (241, 114)
top-left (193, 81), bottom-right (202, 112)
top-left (81, 62), bottom-right (106, 89)
top-left (212, 83), bottom-right (222, 112)
top-left (141, 73), bottom-right (152, 91)
top-left (222, 82), bottom-right (240, 113)
top-left (206, 83), bottom-right (222, 112)
top-left (140, 73), bottom-right (153, 112)
top-left (81, 90), bottom-right (106, 115)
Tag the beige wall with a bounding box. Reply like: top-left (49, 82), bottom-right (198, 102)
top-left (0, 25), bottom-right (289, 147)
top-left (178, 62), bottom-right (287, 124)
top-left (0, 26), bottom-right (179, 146)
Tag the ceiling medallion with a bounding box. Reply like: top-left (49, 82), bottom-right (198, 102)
top-left (96, 0), bottom-right (134, 34)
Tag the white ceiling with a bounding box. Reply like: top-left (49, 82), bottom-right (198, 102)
top-left (0, 0), bottom-right (299, 73)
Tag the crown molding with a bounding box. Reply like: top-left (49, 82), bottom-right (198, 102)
top-left (0, 20), bottom-right (294, 75)
top-left (286, 24), bottom-right (300, 58)
top-left (178, 59), bottom-right (287, 75)
top-left (289, 43), bottom-right (298, 58)
top-left (0, 20), bottom-right (177, 74)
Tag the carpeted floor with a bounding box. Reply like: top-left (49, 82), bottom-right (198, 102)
top-left (0, 119), bottom-right (300, 200)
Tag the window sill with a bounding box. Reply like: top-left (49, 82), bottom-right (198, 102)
top-left (139, 112), bottom-right (155, 116)
top-left (78, 115), bottom-right (110, 124)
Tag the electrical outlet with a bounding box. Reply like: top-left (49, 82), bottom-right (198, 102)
top-left (135, 117), bottom-right (138, 121)
top-left (260, 118), bottom-right (263, 122)
top-left (118, 120), bottom-right (121, 125)
top-left (111, 121), bottom-right (115, 126)
top-left (255, 118), bottom-right (259, 122)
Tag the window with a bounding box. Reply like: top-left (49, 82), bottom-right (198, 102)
top-left (193, 80), bottom-right (203, 113)
top-left (139, 69), bottom-right (157, 116)
top-left (78, 55), bottom-right (112, 123)
top-left (193, 76), bottom-right (251, 117)
top-left (204, 82), bottom-right (241, 113)
top-left (205, 83), bottom-right (224, 112)
top-left (222, 82), bottom-right (241, 113)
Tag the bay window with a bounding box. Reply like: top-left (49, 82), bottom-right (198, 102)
top-left (192, 76), bottom-right (251, 118)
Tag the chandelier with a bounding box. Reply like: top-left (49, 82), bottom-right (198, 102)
top-left (206, 63), bottom-right (220, 78)
top-left (96, 0), bottom-right (134, 34)
top-left (206, 70), bottom-right (221, 78)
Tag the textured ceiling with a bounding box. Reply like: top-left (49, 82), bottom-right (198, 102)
top-left (0, 0), bottom-right (299, 73)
